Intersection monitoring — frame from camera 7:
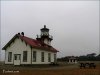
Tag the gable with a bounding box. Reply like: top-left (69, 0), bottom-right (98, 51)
top-left (2, 34), bottom-right (18, 50)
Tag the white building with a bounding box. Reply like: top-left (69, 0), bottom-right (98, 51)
top-left (68, 56), bottom-right (77, 64)
top-left (2, 25), bottom-right (59, 65)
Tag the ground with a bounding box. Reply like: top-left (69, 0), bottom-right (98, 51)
top-left (0, 61), bottom-right (100, 75)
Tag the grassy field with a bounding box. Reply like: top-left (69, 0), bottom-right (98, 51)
top-left (0, 61), bottom-right (100, 75)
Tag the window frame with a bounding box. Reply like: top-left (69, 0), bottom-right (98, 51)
top-left (54, 54), bottom-right (56, 62)
top-left (8, 52), bottom-right (12, 62)
top-left (48, 53), bottom-right (51, 62)
top-left (23, 51), bottom-right (27, 62)
top-left (33, 51), bottom-right (37, 62)
top-left (41, 52), bottom-right (44, 62)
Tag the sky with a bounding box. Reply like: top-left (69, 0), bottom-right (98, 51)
top-left (0, 1), bottom-right (99, 61)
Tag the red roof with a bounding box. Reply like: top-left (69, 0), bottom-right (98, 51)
top-left (2, 34), bottom-right (59, 53)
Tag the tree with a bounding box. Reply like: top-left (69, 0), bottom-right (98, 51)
top-left (87, 53), bottom-right (96, 57)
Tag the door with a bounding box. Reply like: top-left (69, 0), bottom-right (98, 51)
top-left (14, 54), bottom-right (21, 65)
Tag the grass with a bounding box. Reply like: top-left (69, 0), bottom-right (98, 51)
top-left (0, 61), bottom-right (100, 75)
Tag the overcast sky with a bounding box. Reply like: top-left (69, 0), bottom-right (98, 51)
top-left (0, 1), bottom-right (99, 61)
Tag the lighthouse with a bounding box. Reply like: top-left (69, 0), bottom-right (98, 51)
top-left (2, 25), bottom-right (58, 65)
top-left (36, 25), bottom-right (53, 46)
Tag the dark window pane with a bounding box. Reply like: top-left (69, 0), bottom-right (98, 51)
top-left (8, 52), bottom-right (12, 62)
top-left (48, 53), bottom-right (51, 62)
top-left (23, 51), bottom-right (27, 62)
top-left (54, 54), bottom-right (56, 62)
top-left (14, 55), bottom-right (17, 60)
top-left (33, 51), bottom-right (36, 62)
top-left (41, 52), bottom-right (44, 62)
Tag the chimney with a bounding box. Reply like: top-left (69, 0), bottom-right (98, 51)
top-left (18, 33), bottom-right (20, 35)
top-left (21, 32), bottom-right (24, 36)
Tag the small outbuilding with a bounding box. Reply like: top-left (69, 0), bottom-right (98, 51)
top-left (68, 56), bottom-right (77, 64)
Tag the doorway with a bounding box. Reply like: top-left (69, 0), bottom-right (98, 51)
top-left (14, 54), bottom-right (21, 65)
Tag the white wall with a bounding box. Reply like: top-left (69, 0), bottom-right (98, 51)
top-left (5, 38), bottom-right (31, 64)
top-left (5, 38), bottom-right (57, 65)
top-left (44, 39), bottom-right (51, 46)
top-left (32, 49), bottom-right (56, 64)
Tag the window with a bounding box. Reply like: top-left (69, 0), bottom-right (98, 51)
top-left (14, 54), bottom-right (20, 60)
top-left (23, 51), bottom-right (27, 62)
top-left (33, 51), bottom-right (37, 62)
top-left (14, 55), bottom-right (17, 60)
top-left (48, 53), bottom-right (51, 62)
top-left (8, 52), bottom-right (12, 62)
top-left (70, 59), bottom-right (72, 62)
top-left (41, 52), bottom-right (44, 62)
top-left (54, 54), bottom-right (56, 62)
